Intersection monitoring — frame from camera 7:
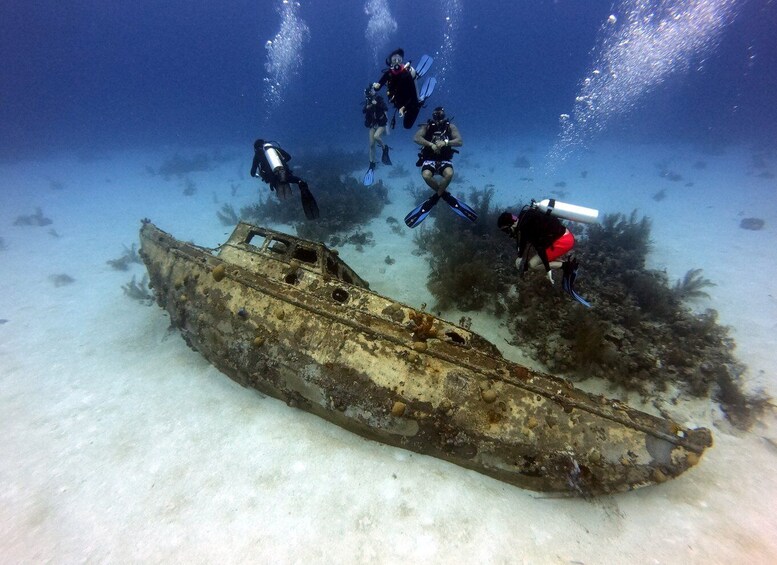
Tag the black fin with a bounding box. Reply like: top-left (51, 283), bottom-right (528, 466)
top-left (299, 184), bottom-right (320, 220)
top-left (381, 146), bottom-right (392, 166)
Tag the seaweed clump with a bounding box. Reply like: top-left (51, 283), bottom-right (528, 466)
top-left (122, 274), bottom-right (153, 304)
top-left (240, 149), bottom-right (389, 244)
top-left (216, 203), bottom-right (240, 226)
top-left (498, 210), bottom-right (768, 430)
top-left (107, 244), bottom-right (143, 271)
top-left (414, 185), bottom-right (510, 313)
top-left (14, 207), bottom-right (52, 226)
top-left (672, 268), bottom-right (715, 301)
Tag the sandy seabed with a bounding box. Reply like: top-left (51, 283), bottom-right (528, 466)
top-left (1, 137), bottom-right (776, 563)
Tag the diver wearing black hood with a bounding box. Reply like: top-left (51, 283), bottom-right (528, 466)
top-left (363, 85), bottom-right (391, 178)
top-left (250, 139), bottom-right (319, 220)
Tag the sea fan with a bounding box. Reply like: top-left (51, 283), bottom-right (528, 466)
top-left (672, 268), bottom-right (715, 301)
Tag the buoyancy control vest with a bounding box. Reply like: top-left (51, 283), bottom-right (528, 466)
top-left (420, 119), bottom-right (455, 160)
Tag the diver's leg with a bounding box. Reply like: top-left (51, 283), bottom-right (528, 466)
top-left (275, 168), bottom-right (291, 200)
top-left (368, 129), bottom-right (377, 163)
top-left (421, 168), bottom-right (439, 191)
top-left (374, 126), bottom-right (385, 148)
top-left (437, 165), bottom-right (454, 194)
top-left (527, 256), bottom-right (563, 271)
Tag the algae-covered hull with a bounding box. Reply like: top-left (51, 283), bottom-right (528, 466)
top-left (139, 220), bottom-right (712, 495)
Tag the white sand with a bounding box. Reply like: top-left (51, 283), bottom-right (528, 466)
top-left (1, 139), bottom-right (776, 563)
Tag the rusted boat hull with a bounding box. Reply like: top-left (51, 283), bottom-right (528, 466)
top-left (139, 220), bottom-right (711, 495)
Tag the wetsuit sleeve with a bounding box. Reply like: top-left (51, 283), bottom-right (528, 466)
top-left (250, 152), bottom-right (260, 177)
top-left (376, 71), bottom-right (390, 88)
top-left (516, 230), bottom-right (527, 258)
top-left (279, 148), bottom-right (292, 163)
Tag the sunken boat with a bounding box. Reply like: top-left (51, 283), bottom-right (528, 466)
top-left (139, 220), bottom-right (712, 496)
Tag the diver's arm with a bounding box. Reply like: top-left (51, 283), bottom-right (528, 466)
top-left (413, 125), bottom-right (432, 148)
top-left (374, 71), bottom-right (390, 90)
top-left (447, 124), bottom-right (463, 147)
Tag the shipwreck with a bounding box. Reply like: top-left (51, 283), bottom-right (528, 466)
top-left (139, 220), bottom-right (712, 495)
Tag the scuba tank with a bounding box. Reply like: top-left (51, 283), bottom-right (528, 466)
top-left (533, 198), bottom-right (599, 224)
top-left (262, 141), bottom-right (285, 172)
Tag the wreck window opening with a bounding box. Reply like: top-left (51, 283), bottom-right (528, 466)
top-left (268, 238), bottom-right (290, 255)
top-left (284, 272), bottom-right (300, 285)
top-left (245, 230), bottom-right (269, 248)
top-left (332, 288), bottom-right (349, 303)
top-left (292, 247), bottom-right (318, 264)
top-left (445, 331), bottom-right (466, 345)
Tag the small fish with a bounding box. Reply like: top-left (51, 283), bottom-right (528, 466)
top-left (0, 319), bottom-right (8, 325)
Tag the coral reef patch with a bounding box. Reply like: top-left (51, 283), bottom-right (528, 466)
top-left (415, 201), bottom-right (769, 429)
top-left (240, 149), bottom-right (389, 243)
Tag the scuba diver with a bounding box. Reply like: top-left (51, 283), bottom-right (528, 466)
top-left (404, 106), bottom-right (477, 228)
top-left (362, 85), bottom-right (391, 186)
top-left (498, 200), bottom-right (594, 307)
top-left (372, 48), bottom-right (436, 129)
top-left (250, 139), bottom-right (319, 220)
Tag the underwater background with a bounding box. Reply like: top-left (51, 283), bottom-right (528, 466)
top-left (3, 0), bottom-right (776, 158)
top-left (2, 1), bottom-right (777, 562)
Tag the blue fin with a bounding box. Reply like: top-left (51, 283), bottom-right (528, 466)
top-left (404, 193), bottom-right (440, 228)
top-left (562, 259), bottom-right (591, 307)
top-left (569, 289), bottom-right (591, 308)
top-left (416, 55), bottom-right (433, 77)
top-left (440, 192), bottom-right (477, 223)
top-left (363, 164), bottom-right (375, 186)
top-left (418, 77), bottom-right (436, 102)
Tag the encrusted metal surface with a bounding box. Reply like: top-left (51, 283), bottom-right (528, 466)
top-left (140, 220), bottom-right (712, 495)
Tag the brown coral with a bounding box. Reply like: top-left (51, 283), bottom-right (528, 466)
top-left (409, 311), bottom-right (437, 342)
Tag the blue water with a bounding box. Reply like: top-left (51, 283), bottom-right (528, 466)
top-left (2, 0), bottom-right (776, 160)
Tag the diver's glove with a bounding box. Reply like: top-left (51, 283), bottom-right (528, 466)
top-left (546, 270), bottom-right (554, 285)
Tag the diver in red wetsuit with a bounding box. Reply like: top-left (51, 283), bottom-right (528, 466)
top-left (372, 48), bottom-right (434, 129)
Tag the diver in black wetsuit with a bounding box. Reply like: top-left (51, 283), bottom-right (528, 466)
top-left (413, 107), bottom-right (462, 196)
top-left (250, 139), bottom-right (319, 220)
top-left (363, 86), bottom-right (391, 171)
top-left (403, 107), bottom-right (477, 229)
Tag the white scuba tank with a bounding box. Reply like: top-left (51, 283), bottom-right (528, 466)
top-left (534, 198), bottom-right (599, 224)
top-left (263, 142), bottom-right (284, 171)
